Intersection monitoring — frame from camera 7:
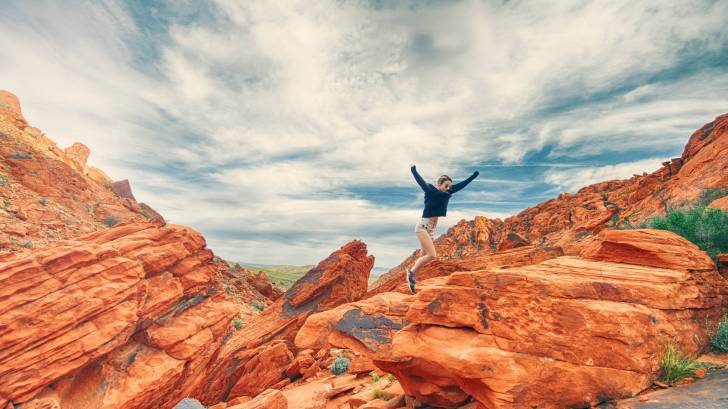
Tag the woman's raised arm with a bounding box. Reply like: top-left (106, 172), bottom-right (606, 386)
top-left (449, 170), bottom-right (479, 193)
top-left (410, 165), bottom-right (432, 192)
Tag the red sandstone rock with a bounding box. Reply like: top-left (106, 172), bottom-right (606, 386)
top-left (247, 270), bottom-right (281, 299)
top-left (226, 389), bottom-right (286, 409)
top-left (0, 222), bottom-right (268, 408)
top-left (370, 113), bottom-right (728, 294)
top-left (112, 179), bottom-right (137, 201)
top-left (296, 292), bottom-right (412, 355)
top-left (227, 396), bottom-right (251, 405)
top-left (0, 90), bottom-right (168, 253)
top-left (63, 143), bottom-right (90, 172)
top-left (369, 229), bottom-right (728, 408)
top-left (228, 341), bottom-right (294, 398)
top-left (0, 90), bottom-right (28, 128)
top-left (708, 196), bottom-right (728, 211)
top-left (580, 229), bottom-right (716, 271)
top-left (193, 240), bottom-right (374, 404)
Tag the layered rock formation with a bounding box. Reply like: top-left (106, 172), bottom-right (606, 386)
top-left (299, 229), bottom-right (728, 408)
top-left (371, 113), bottom-right (728, 294)
top-left (0, 90), bottom-right (163, 254)
top-left (2, 90), bottom-right (726, 409)
top-left (194, 240), bottom-right (374, 404)
top-left (0, 221), bottom-right (278, 409)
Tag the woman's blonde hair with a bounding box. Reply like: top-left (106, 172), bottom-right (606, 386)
top-left (437, 175), bottom-right (452, 186)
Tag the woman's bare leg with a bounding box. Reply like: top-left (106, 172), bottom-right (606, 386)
top-left (411, 230), bottom-right (437, 273)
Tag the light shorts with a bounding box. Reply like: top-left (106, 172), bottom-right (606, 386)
top-left (414, 217), bottom-right (438, 239)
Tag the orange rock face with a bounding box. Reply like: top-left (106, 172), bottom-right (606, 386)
top-left (708, 196), bottom-right (728, 211)
top-left (0, 221), bottom-right (272, 408)
top-left (194, 240), bottom-right (375, 404)
top-left (371, 113), bottom-right (728, 295)
top-left (226, 389), bottom-right (286, 409)
top-left (0, 90), bottom-right (165, 253)
top-left (366, 230), bottom-right (727, 408)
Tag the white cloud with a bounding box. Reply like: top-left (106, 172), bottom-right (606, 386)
top-left (544, 157), bottom-right (669, 193)
top-left (1, 0), bottom-right (727, 268)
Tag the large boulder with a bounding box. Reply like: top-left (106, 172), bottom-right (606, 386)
top-left (304, 229), bottom-right (728, 409)
top-left (0, 222), bottom-right (258, 409)
top-left (374, 230), bottom-right (727, 408)
top-left (193, 240), bottom-right (374, 404)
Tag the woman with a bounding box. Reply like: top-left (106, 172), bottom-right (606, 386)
top-left (406, 164), bottom-right (479, 293)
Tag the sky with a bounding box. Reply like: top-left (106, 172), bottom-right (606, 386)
top-left (1, 0), bottom-right (727, 270)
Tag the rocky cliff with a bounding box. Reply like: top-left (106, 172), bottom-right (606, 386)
top-left (370, 113), bottom-right (728, 295)
top-left (0, 90), bottom-right (163, 255)
top-left (0, 221), bottom-right (372, 408)
top-left (298, 229), bottom-right (728, 408)
top-left (1, 90), bottom-right (726, 409)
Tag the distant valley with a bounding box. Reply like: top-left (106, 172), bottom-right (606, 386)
top-left (235, 262), bottom-right (390, 289)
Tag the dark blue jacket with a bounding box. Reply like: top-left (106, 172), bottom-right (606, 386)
top-left (411, 165), bottom-right (479, 217)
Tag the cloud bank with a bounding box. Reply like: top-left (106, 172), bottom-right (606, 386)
top-left (1, 0), bottom-right (726, 268)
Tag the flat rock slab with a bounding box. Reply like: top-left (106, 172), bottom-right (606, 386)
top-left (617, 371), bottom-right (728, 409)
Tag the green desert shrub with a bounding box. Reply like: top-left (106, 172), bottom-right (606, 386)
top-left (711, 315), bottom-right (728, 353)
top-left (371, 372), bottom-right (380, 382)
top-left (387, 373), bottom-right (396, 385)
top-left (331, 355), bottom-right (350, 376)
top-left (659, 342), bottom-right (701, 384)
top-left (232, 319), bottom-right (244, 330)
top-left (9, 152), bottom-right (32, 159)
top-left (372, 389), bottom-right (390, 401)
top-left (104, 215), bottom-right (119, 227)
top-left (645, 206), bottom-right (728, 262)
top-left (697, 187), bottom-right (728, 208)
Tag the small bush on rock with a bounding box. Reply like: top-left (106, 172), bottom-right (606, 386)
top-left (711, 315), bottom-right (728, 353)
top-left (104, 216), bottom-right (119, 227)
top-left (232, 319), bottom-right (244, 330)
top-left (660, 342), bottom-right (701, 384)
top-left (9, 152), bottom-right (32, 159)
top-left (646, 207), bottom-right (728, 262)
top-left (331, 355), bottom-right (350, 376)
top-left (698, 187), bottom-right (728, 208)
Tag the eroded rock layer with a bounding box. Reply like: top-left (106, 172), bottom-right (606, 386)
top-left (194, 240), bottom-right (375, 404)
top-left (0, 90), bottom-right (163, 255)
top-left (300, 230), bottom-right (728, 408)
top-left (371, 113), bottom-right (728, 295)
top-left (0, 222), bottom-right (274, 408)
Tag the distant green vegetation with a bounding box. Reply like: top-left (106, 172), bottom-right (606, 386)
top-left (233, 263), bottom-right (313, 289)
top-left (227, 261), bottom-right (387, 290)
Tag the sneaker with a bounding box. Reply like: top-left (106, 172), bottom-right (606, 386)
top-left (406, 268), bottom-right (416, 293)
